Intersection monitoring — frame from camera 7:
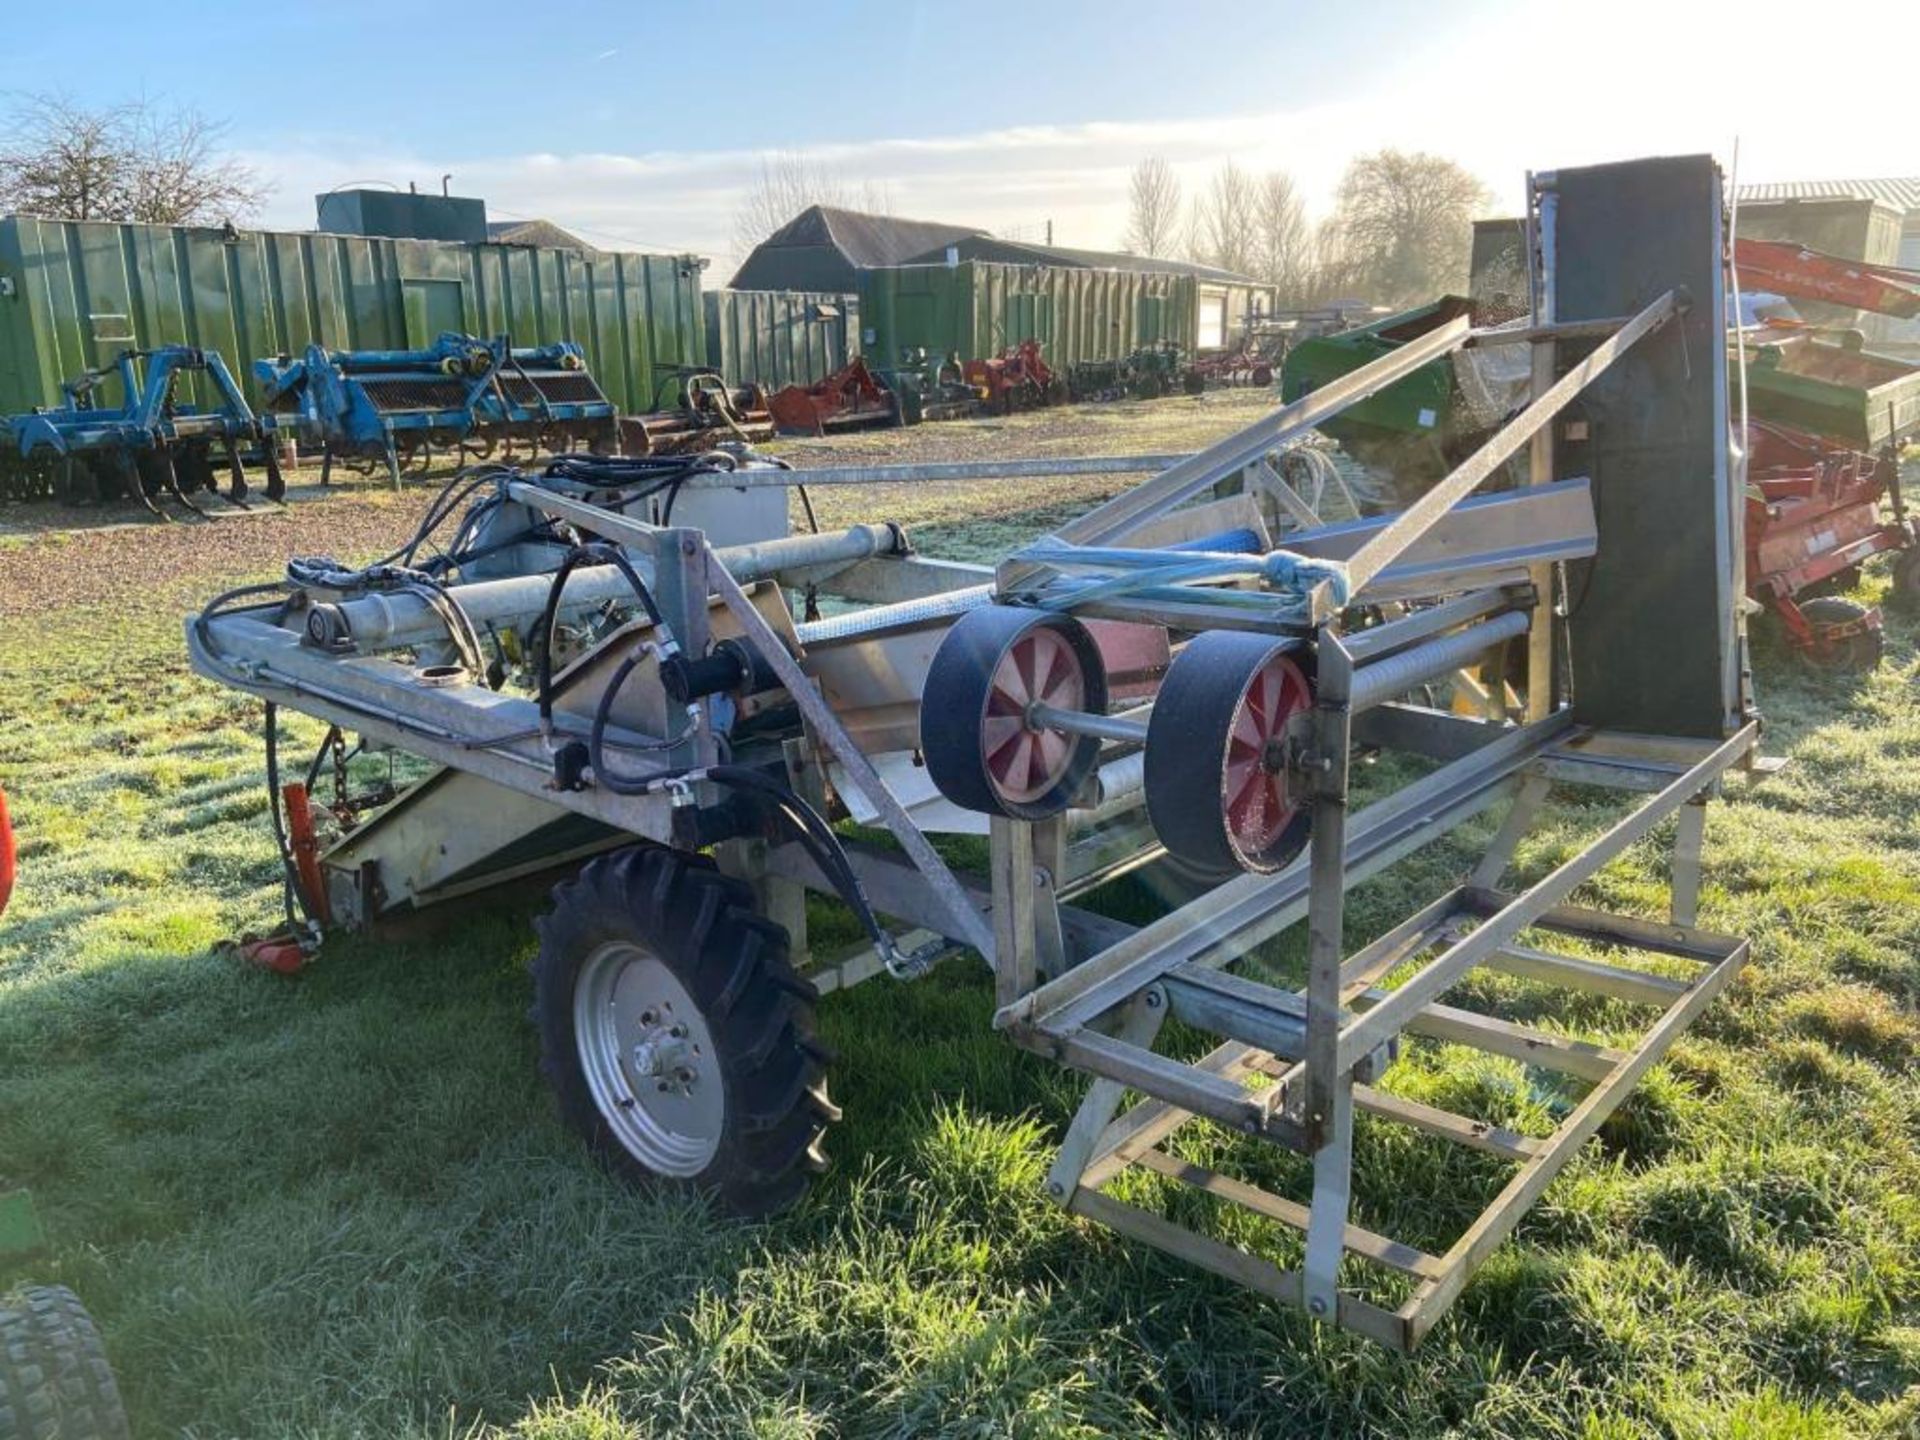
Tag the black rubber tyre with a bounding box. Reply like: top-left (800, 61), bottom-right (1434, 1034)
top-left (1798, 596), bottom-right (1883, 674)
top-left (0, 1286), bottom-right (131, 1440)
top-left (532, 845), bottom-right (836, 1218)
top-left (1145, 630), bottom-right (1317, 875)
top-left (921, 605), bottom-right (1109, 819)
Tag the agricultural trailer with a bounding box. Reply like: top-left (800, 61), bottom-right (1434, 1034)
top-left (1730, 236), bottom-right (1920, 666)
top-left (256, 333), bottom-right (617, 488)
top-left (186, 155), bottom-right (1764, 1349)
top-left (0, 346), bottom-right (281, 516)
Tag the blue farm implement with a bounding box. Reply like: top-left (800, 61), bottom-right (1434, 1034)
top-left (0, 345), bottom-right (280, 516)
top-left (256, 333), bottom-right (617, 487)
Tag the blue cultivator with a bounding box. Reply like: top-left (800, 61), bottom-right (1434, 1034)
top-left (255, 333), bottom-right (618, 488)
top-left (0, 345), bottom-right (282, 516)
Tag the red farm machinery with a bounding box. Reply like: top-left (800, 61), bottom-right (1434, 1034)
top-left (766, 357), bottom-right (903, 436)
top-left (1733, 236), bottom-right (1920, 669)
top-left (962, 339), bottom-right (1067, 414)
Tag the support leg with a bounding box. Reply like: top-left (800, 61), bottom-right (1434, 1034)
top-left (1302, 633), bottom-right (1355, 1322)
top-left (1046, 987), bottom-right (1168, 1204)
top-left (1670, 793), bottom-right (1708, 927)
top-left (716, 836), bottom-right (810, 969)
top-left (1302, 1071), bottom-right (1355, 1320)
top-left (1469, 773), bottom-right (1552, 891)
top-left (990, 816), bottom-right (1038, 1007)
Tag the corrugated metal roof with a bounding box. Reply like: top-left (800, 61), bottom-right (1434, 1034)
top-left (732, 205), bottom-right (1268, 292)
top-left (766, 206), bottom-right (984, 268)
top-left (1736, 178), bottom-right (1920, 215)
top-left (486, 219), bottom-right (596, 253)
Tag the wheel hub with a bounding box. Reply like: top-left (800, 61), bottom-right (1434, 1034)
top-left (573, 942), bottom-right (723, 1175)
top-left (983, 626), bottom-right (1084, 805)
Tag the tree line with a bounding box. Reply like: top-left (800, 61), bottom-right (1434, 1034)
top-left (1125, 150), bottom-right (1491, 311)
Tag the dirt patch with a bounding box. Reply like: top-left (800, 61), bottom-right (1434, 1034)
top-left (0, 390), bottom-right (1278, 620)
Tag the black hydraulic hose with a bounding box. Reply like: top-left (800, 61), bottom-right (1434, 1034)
top-left (534, 542), bottom-right (667, 731)
top-left (579, 649), bottom-right (888, 954)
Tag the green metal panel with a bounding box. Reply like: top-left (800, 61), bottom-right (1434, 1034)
top-left (856, 260), bottom-right (1197, 370)
top-left (704, 289), bottom-right (860, 391)
top-left (0, 215), bottom-right (705, 415)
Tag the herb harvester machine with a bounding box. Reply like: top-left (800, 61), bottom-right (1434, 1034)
top-left (188, 157), bottom-right (1768, 1348)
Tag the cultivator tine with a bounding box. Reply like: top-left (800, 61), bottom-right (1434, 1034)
top-left (263, 443), bottom-right (287, 503)
top-left (222, 437), bottom-right (251, 507)
top-left (159, 449), bottom-right (214, 520)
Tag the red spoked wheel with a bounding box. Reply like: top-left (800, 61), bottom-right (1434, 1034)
top-left (922, 605), bottom-right (1109, 819)
top-left (1145, 630), bottom-right (1316, 875)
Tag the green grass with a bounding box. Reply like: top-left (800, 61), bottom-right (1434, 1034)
top-left (2, 447), bottom-right (1919, 1436)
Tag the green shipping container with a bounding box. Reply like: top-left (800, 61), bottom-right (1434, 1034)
top-left (857, 260), bottom-right (1198, 371)
top-left (704, 288), bottom-right (860, 393)
top-left (0, 215), bottom-right (706, 417)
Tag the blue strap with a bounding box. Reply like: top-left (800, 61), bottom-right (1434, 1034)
top-left (1013, 536), bottom-right (1350, 615)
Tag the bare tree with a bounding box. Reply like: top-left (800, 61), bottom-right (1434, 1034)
top-left (1121, 156), bottom-right (1182, 259)
top-left (1251, 171), bottom-right (1311, 302)
top-left (731, 150), bottom-right (890, 258)
top-left (1188, 162), bottom-right (1258, 277)
top-left (0, 92), bottom-right (264, 224)
top-left (1329, 149), bottom-right (1489, 308)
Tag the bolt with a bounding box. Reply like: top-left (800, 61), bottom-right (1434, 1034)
top-left (1308, 1296), bottom-right (1329, 1317)
top-left (1143, 989), bottom-right (1163, 1010)
top-left (639, 1008), bottom-right (658, 1026)
top-left (669, 1024), bottom-right (688, 1039)
top-left (1241, 1119), bottom-right (1258, 1134)
top-left (1046, 1180), bottom-right (1065, 1199)
top-left (617, 1097), bottom-right (635, 1109)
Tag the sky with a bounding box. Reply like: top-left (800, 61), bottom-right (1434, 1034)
top-left (11, 0), bottom-right (1913, 276)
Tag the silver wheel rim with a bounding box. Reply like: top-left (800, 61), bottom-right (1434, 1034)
top-left (573, 941), bottom-right (723, 1176)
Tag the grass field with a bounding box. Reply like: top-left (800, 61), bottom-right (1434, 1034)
top-left (2, 394), bottom-right (1918, 1437)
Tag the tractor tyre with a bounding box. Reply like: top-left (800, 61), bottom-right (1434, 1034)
top-left (0, 1286), bottom-right (131, 1440)
top-left (531, 845), bottom-right (836, 1218)
top-left (1798, 596), bottom-right (1883, 674)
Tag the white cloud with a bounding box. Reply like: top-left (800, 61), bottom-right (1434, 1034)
top-left (238, 4), bottom-right (1910, 278)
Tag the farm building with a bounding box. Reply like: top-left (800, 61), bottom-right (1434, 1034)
top-left (1736, 178), bottom-right (1920, 269)
top-left (731, 205), bottom-right (1273, 357)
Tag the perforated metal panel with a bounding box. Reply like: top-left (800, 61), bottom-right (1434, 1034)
top-left (1555, 156), bottom-right (1742, 739)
